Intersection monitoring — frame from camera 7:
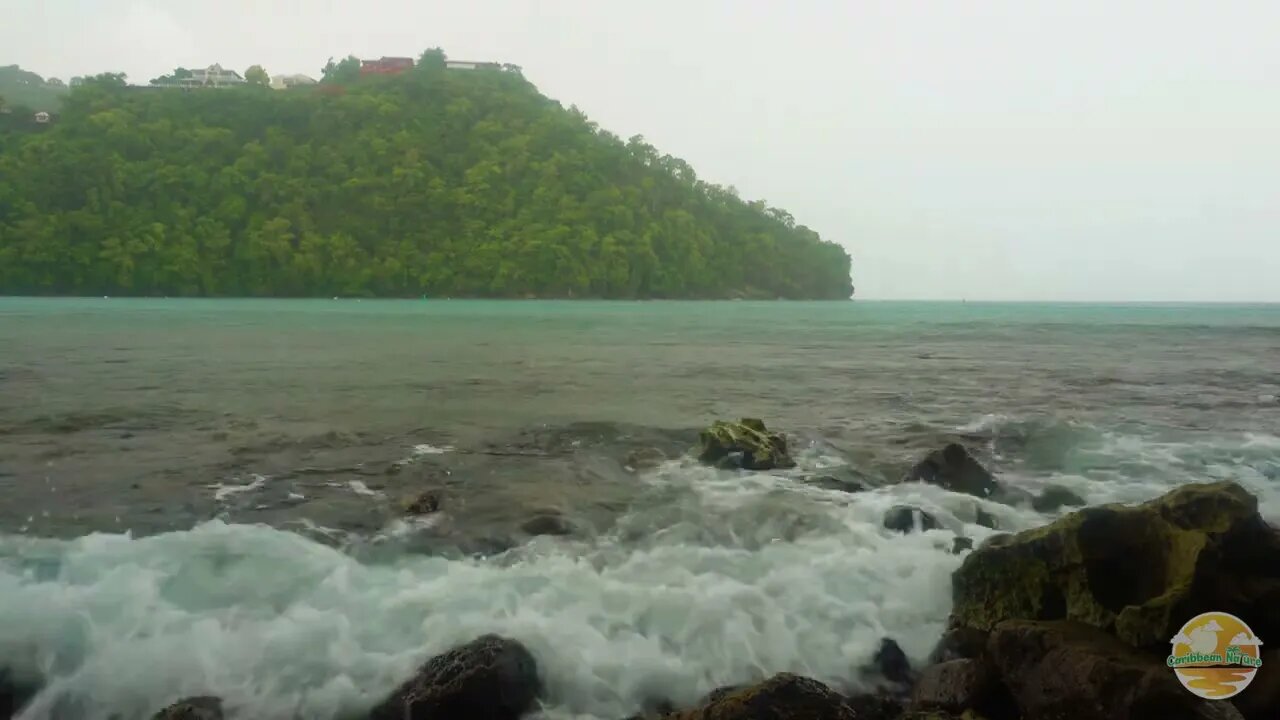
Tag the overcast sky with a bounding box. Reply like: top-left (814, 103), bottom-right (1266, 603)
top-left (4, 0), bottom-right (1278, 301)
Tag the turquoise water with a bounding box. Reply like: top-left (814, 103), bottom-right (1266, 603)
top-left (0, 298), bottom-right (1278, 719)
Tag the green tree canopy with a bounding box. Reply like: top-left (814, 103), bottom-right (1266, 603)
top-left (0, 65), bottom-right (69, 111)
top-left (320, 56), bottom-right (361, 84)
top-left (0, 50), bottom-right (852, 299)
top-left (245, 65), bottom-right (270, 86)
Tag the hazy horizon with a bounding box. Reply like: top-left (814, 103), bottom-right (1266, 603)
top-left (4, 0), bottom-right (1277, 302)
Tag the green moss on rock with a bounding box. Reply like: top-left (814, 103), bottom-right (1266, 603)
top-left (950, 482), bottom-right (1258, 650)
top-left (697, 418), bottom-right (796, 471)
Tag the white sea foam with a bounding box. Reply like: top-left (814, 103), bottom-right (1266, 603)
top-left (3, 421), bottom-right (1277, 720)
top-left (411, 444), bottom-right (454, 456)
top-left (346, 481), bottom-right (382, 498)
top-left (209, 475), bottom-right (267, 502)
top-left (0, 465), bottom-right (976, 720)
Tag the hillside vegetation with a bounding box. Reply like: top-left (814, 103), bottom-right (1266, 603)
top-left (0, 52), bottom-right (853, 298)
top-left (0, 65), bottom-right (69, 112)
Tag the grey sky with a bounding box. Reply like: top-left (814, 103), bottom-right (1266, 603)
top-left (4, 0), bottom-right (1278, 301)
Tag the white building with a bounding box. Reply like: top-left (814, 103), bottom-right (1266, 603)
top-left (34, 111), bottom-right (50, 124)
top-left (178, 65), bottom-right (246, 88)
top-left (269, 74), bottom-right (318, 90)
top-left (445, 60), bottom-right (503, 71)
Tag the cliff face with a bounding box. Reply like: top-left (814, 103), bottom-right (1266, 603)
top-left (0, 58), bottom-right (852, 299)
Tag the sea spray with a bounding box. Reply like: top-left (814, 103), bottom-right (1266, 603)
top-left (1, 462), bottom-right (980, 720)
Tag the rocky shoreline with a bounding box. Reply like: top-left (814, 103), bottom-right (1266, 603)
top-left (5, 419), bottom-right (1277, 720)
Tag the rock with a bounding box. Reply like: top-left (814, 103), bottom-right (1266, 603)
top-left (1, 668), bottom-right (40, 720)
top-left (697, 418), bottom-right (795, 471)
top-left (974, 507), bottom-right (998, 530)
top-left (150, 697), bottom-right (224, 720)
top-left (950, 481), bottom-right (1270, 650)
top-left (870, 637), bottom-right (914, 687)
top-left (521, 513), bottom-right (574, 536)
top-left (909, 659), bottom-right (1002, 715)
top-left (1032, 486), bottom-right (1088, 513)
top-left (661, 673), bottom-right (856, 719)
top-left (988, 484), bottom-right (1035, 508)
top-left (803, 464), bottom-right (875, 493)
top-left (905, 444), bottom-right (998, 498)
top-left (989, 619), bottom-right (1241, 720)
top-left (843, 691), bottom-right (903, 720)
top-left (368, 634), bottom-right (540, 720)
top-left (927, 627), bottom-right (991, 665)
top-left (1232, 648), bottom-right (1279, 720)
top-left (884, 505), bottom-right (941, 534)
top-left (625, 447), bottom-right (668, 471)
top-left (402, 491), bottom-right (441, 515)
top-left (952, 536), bottom-right (974, 554)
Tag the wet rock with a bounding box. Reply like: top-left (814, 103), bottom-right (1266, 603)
top-left (988, 484), bottom-right (1035, 508)
top-left (150, 696), bottom-right (223, 720)
top-left (696, 418), bottom-right (795, 471)
top-left (927, 627), bottom-right (991, 665)
top-left (843, 691), bottom-right (903, 720)
top-left (884, 505), bottom-right (941, 534)
top-left (951, 481), bottom-right (1269, 649)
top-left (870, 637), bottom-right (914, 687)
top-left (402, 491), bottom-right (441, 515)
top-left (909, 659), bottom-right (999, 715)
top-left (661, 673), bottom-right (855, 719)
top-left (952, 536), bottom-right (974, 555)
top-left (368, 634), bottom-right (540, 720)
top-left (0, 668), bottom-right (40, 720)
top-left (1032, 486), bottom-right (1088, 513)
top-left (1233, 648), bottom-right (1280, 720)
top-left (905, 444), bottom-right (998, 498)
top-left (974, 507), bottom-right (998, 530)
top-left (624, 447), bottom-right (668, 471)
top-left (521, 513), bottom-right (573, 536)
top-left (803, 465), bottom-right (872, 493)
top-left (989, 620), bottom-right (1238, 720)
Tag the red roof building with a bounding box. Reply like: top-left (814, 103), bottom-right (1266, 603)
top-left (360, 57), bottom-right (414, 76)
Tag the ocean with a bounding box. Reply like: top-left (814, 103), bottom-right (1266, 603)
top-left (1, 298), bottom-right (1278, 719)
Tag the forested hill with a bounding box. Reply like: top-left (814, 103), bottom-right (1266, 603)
top-left (0, 52), bottom-right (853, 299)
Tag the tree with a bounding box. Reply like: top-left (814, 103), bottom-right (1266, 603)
top-left (320, 56), bottom-right (361, 84)
top-left (245, 65), bottom-right (270, 86)
top-left (0, 47), bottom-right (853, 300)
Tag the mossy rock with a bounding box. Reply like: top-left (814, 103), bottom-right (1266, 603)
top-left (950, 482), bottom-right (1260, 650)
top-left (662, 673), bottom-right (855, 719)
top-left (697, 418), bottom-right (795, 471)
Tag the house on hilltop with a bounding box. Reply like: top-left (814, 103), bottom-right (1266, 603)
top-left (270, 74), bottom-right (317, 90)
top-left (185, 65), bottom-right (245, 87)
top-left (360, 57), bottom-right (414, 76)
top-left (445, 60), bottom-right (503, 71)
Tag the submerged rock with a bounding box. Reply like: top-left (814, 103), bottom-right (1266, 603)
top-left (661, 673), bottom-right (856, 719)
top-left (624, 447), bottom-right (668, 471)
top-left (974, 507), bottom-right (998, 530)
top-left (402, 490), bottom-right (441, 515)
top-left (884, 505), bottom-right (942, 534)
top-left (521, 513), bottom-right (574, 536)
top-left (803, 465), bottom-right (872, 493)
top-left (0, 668), bottom-right (40, 720)
top-left (950, 481), bottom-right (1272, 650)
top-left (989, 620), bottom-right (1237, 720)
top-left (150, 697), bottom-right (223, 720)
top-left (696, 418), bottom-right (795, 471)
top-left (1031, 485), bottom-right (1088, 513)
top-left (905, 444), bottom-right (998, 498)
top-left (951, 536), bottom-right (975, 555)
top-left (368, 634), bottom-right (540, 720)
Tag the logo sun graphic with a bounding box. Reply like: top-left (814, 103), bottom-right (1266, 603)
top-left (1167, 611), bottom-right (1263, 700)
